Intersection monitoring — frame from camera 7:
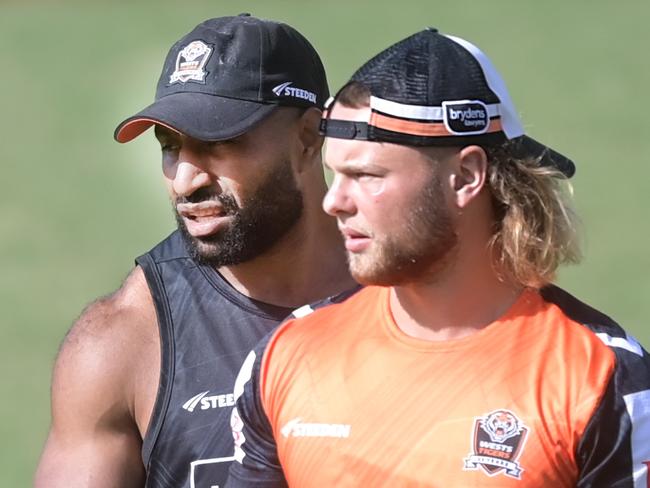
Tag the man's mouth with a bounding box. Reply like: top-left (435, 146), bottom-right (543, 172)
top-left (339, 225), bottom-right (372, 253)
top-left (176, 201), bottom-right (232, 237)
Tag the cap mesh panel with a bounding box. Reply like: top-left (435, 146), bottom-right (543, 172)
top-left (351, 30), bottom-right (499, 106)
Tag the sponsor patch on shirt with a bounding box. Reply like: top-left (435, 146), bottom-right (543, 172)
top-left (463, 409), bottom-right (529, 479)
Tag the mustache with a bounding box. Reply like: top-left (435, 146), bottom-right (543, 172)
top-left (175, 188), bottom-right (239, 212)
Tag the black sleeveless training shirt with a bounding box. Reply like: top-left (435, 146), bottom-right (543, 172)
top-left (136, 231), bottom-right (296, 488)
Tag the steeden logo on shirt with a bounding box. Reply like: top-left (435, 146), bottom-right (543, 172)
top-left (281, 417), bottom-right (351, 439)
top-left (182, 390), bottom-right (235, 412)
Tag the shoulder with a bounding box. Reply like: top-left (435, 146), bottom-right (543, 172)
top-left (36, 267), bottom-right (155, 486)
top-left (290, 284), bottom-right (364, 318)
top-left (541, 285), bottom-right (650, 402)
top-left (276, 285), bottom-right (379, 346)
top-left (543, 287), bottom-right (650, 483)
top-left (61, 266), bottom-right (156, 359)
top-left (54, 266), bottom-right (159, 422)
top-left (254, 286), bottom-right (382, 388)
top-left (541, 285), bottom-right (650, 366)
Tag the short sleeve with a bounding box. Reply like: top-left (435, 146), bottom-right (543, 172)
top-left (226, 334), bottom-right (288, 488)
top-left (577, 335), bottom-right (650, 487)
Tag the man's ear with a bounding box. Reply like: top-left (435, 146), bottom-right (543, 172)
top-left (294, 107), bottom-right (324, 169)
top-left (450, 145), bottom-right (488, 209)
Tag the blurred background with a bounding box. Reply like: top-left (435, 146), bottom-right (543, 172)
top-left (1, 0), bottom-right (649, 485)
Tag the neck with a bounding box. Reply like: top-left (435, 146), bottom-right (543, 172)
top-left (218, 186), bottom-right (355, 308)
top-left (389, 234), bottom-right (523, 342)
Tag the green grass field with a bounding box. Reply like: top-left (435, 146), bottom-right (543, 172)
top-left (1, 1), bottom-right (649, 485)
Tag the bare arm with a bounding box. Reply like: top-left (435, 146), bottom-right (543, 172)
top-left (35, 268), bottom-right (158, 487)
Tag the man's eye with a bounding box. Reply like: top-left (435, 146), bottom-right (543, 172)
top-left (355, 173), bottom-right (384, 194)
top-left (206, 138), bottom-right (237, 149)
top-left (355, 172), bottom-right (379, 180)
top-left (160, 143), bottom-right (179, 152)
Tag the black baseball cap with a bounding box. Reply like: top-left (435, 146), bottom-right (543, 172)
top-left (114, 14), bottom-right (329, 143)
top-left (320, 28), bottom-right (575, 178)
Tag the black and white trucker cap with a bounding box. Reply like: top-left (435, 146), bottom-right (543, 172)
top-left (115, 14), bottom-right (329, 143)
top-left (320, 28), bottom-right (575, 178)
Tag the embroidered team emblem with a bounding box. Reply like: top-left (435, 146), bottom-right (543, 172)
top-left (169, 40), bottom-right (212, 84)
top-left (463, 409), bottom-right (529, 479)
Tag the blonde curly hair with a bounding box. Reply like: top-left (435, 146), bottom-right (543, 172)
top-left (484, 142), bottom-right (582, 289)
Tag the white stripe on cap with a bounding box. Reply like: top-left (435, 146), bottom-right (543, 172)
top-left (444, 34), bottom-right (524, 139)
top-left (370, 96), bottom-right (500, 121)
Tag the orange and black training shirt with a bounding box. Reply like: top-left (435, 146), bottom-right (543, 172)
top-left (227, 285), bottom-right (650, 487)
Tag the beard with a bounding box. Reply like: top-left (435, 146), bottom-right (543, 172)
top-left (349, 172), bottom-right (458, 286)
top-left (174, 161), bottom-right (304, 268)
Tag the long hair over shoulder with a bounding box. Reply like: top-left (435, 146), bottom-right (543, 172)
top-left (484, 142), bottom-right (582, 288)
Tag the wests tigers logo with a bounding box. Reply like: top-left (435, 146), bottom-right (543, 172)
top-left (463, 409), bottom-right (529, 479)
top-left (484, 410), bottom-right (523, 443)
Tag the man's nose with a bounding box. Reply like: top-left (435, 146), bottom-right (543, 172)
top-left (322, 174), bottom-right (354, 217)
top-left (172, 160), bottom-right (212, 198)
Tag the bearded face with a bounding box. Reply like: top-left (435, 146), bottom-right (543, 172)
top-left (347, 170), bottom-right (458, 286)
top-left (175, 160), bottom-right (304, 268)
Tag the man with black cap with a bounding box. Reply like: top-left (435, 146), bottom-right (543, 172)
top-left (35, 15), bottom-right (356, 488)
top-left (228, 29), bottom-right (650, 487)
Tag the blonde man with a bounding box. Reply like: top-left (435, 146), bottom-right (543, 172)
top-left (227, 29), bottom-right (650, 487)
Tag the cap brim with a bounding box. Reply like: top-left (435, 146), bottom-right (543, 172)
top-left (510, 135), bottom-right (576, 178)
top-left (114, 92), bottom-right (278, 143)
